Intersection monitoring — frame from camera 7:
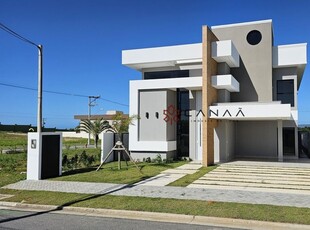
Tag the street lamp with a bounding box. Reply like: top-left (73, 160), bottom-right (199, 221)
top-left (37, 45), bottom-right (43, 133)
top-left (0, 23), bottom-right (43, 132)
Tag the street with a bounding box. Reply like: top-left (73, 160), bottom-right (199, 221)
top-left (0, 209), bottom-right (239, 230)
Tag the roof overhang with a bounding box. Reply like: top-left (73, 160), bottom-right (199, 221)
top-left (273, 43), bottom-right (307, 88)
top-left (122, 43), bottom-right (202, 71)
top-left (209, 102), bottom-right (292, 120)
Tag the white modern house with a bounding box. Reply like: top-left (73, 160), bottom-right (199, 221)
top-left (122, 20), bottom-right (307, 166)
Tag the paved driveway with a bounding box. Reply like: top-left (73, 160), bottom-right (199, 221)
top-left (188, 161), bottom-right (310, 194)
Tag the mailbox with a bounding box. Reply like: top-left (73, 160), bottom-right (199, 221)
top-left (27, 132), bottom-right (62, 180)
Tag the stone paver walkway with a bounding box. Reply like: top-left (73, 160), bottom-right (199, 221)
top-left (3, 179), bottom-right (310, 208)
top-left (134, 163), bottom-right (201, 186)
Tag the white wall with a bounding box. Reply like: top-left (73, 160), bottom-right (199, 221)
top-left (235, 121), bottom-right (277, 159)
top-left (62, 131), bottom-right (103, 140)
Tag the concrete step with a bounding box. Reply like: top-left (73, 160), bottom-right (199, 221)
top-left (219, 164), bottom-right (310, 172)
top-left (135, 173), bottom-right (186, 186)
top-left (209, 170), bottom-right (310, 178)
top-left (214, 168), bottom-right (310, 176)
top-left (186, 184), bottom-right (310, 195)
top-left (177, 164), bottom-right (202, 170)
top-left (191, 180), bottom-right (310, 190)
top-left (202, 174), bottom-right (310, 182)
top-left (198, 176), bottom-right (310, 186)
top-left (162, 169), bottom-right (198, 175)
top-left (222, 161), bottom-right (310, 168)
top-left (218, 164), bottom-right (310, 171)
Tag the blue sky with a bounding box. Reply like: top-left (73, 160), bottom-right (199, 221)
top-left (0, 0), bottom-right (309, 128)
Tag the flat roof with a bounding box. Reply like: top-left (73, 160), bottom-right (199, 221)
top-left (211, 19), bottom-right (272, 30)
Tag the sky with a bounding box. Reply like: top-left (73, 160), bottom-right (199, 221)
top-left (0, 0), bottom-right (309, 129)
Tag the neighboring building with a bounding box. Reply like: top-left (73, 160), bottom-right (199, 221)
top-left (122, 20), bottom-right (307, 165)
top-left (74, 110), bottom-right (129, 127)
top-left (62, 111), bottom-right (128, 139)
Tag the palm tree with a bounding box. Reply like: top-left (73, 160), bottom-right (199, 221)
top-left (78, 118), bottom-right (110, 148)
top-left (109, 112), bottom-right (138, 141)
top-left (96, 112), bottom-right (140, 172)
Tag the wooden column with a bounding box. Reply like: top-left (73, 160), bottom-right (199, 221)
top-left (202, 26), bottom-right (218, 166)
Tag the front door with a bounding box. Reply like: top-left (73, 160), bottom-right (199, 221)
top-left (283, 127), bottom-right (295, 156)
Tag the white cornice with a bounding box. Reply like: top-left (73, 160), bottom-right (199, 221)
top-left (211, 19), bottom-right (272, 30)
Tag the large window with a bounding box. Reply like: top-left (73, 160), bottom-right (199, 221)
top-left (144, 70), bottom-right (189, 80)
top-left (277, 80), bottom-right (294, 106)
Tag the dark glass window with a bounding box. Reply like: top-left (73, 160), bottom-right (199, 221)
top-left (144, 70), bottom-right (189, 80)
top-left (277, 80), bottom-right (294, 106)
top-left (246, 30), bottom-right (262, 45)
top-left (177, 89), bottom-right (189, 157)
top-left (283, 127), bottom-right (295, 155)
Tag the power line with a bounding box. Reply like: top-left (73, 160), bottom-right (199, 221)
top-left (98, 97), bottom-right (128, 107)
top-left (0, 22), bottom-right (38, 48)
top-left (0, 82), bottom-right (128, 106)
top-left (0, 22), bottom-right (129, 107)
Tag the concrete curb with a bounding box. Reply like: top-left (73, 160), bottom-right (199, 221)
top-left (0, 201), bottom-right (309, 230)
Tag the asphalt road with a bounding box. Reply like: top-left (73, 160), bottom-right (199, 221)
top-left (0, 209), bottom-right (239, 230)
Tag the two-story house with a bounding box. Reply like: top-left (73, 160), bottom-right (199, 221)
top-left (122, 19), bottom-right (307, 166)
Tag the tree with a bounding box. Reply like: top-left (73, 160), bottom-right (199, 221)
top-left (78, 118), bottom-right (110, 148)
top-left (96, 112), bottom-right (140, 172)
top-left (108, 112), bottom-right (138, 141)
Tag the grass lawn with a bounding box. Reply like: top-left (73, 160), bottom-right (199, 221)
top-left (52, 161), bottom-right (185, 185)
top-left (0, 132), bottom-right (27, 150)
top-left (0, 152), bottom-right (27, 187)
top-left (0, 131), bottom-right (91, 149)
top-left (168, 165), bottom-right (217, 187)
top-left (0, 189), bottom-right (310, 225)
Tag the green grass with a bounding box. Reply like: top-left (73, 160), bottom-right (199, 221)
top-left (62, 148), bottom-right (101, 158)
top-left (0, 152), bottom-right (27, 187)
top-left (0, 189), bottom-right (309, 225)
top-left (0, 152), bottom-right (27, 171)
top-left (62, 137), bottom-right (88, 145)
top-left (168, 165), bottom-right (217, 187)
top-left (52, 161), bottom-right (185, 185)
top-left (0, 131), bottom-right (91, 149)
top-left (0, 132), bottom-right (27, 148)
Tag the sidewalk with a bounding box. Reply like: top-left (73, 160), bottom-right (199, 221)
top-left (3, 179), bottom-right (310, 208)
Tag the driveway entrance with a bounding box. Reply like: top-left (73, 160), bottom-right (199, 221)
top-left (188, 160), bottom-right (310, 193)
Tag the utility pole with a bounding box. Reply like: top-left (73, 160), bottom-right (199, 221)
top-left (0, 23), bottom-right (43, 133)
top-left (87, 95), bottom-right (100, 146)
top-left (37, 45), bottom-right (43, 133)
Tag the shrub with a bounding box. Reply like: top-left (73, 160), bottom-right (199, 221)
top-left (145, 157), bottom-right (151, 163)
top-left (153, 154), bottom-right (163, 164)
top-left (62, 150), bottom-right (99, 171)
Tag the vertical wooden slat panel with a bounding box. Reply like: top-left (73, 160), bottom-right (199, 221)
top-left (202, 26), bottom-right (218, 166)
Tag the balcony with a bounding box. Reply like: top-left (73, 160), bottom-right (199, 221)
top-left (211, 40), bottom-right (240, 67)
top-left (211, 74), bottom-right (239, 92)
